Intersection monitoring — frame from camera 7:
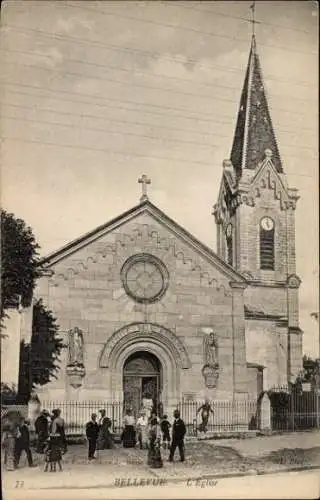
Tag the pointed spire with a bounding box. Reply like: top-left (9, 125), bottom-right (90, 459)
top-left (230, 35), bottom-right (283, 179)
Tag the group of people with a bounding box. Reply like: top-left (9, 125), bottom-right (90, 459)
top-left (85, 406), bottom-right (186, 468)
top-left (35, 408), bottom-right (67, 471)
top-left (2, 399), bottom-right (214, 472)
top-left (85, 409), bottom-right (113, 460)
top-left (2, 408), bottom-right (67, 471)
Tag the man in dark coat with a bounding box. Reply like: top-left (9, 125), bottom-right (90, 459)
top-left (35, 410), bottom-right (50, 453)
top-left (14, 418), bottom-right (35, 468)
top-left (85, 413), bottom-right (99, 460)
top-left (168, 409), bottom-right (186, 463)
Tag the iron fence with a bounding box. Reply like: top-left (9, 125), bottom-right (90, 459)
top-left (3, 392), bottom-right (319, 436)
top-left (40, 399), bottom-right (259, 436)
top-left (178, 399), bottom-right (258, 435)
top-left (1, 405), bottom-right (28, 421)
top-left (41, 400), bottom-right (123, 436)
top-left (270, 388), bottom-right (320, 431)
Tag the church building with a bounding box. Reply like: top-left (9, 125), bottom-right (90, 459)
top-left (33, 36), bottom-right (302, 417)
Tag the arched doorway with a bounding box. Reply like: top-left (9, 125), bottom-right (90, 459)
top-left (123, 351), bottom-right (161, 417)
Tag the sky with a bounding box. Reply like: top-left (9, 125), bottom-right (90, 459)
top-left (0, 1), bottom-right (318, 357)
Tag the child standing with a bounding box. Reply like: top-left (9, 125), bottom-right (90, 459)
top-left (147, 417), bottom-right (163, 468)
top-left (44, 435), bottom-right (63, 472)
top-left (160, 414), bottom-right (171, 450)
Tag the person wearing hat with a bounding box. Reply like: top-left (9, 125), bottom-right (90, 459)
top-left (168, 409), bottom-right (186, 463)
top-left (35, 410), bottom-right (50, 453)
top-left (14, 417), bottom-right (35, 469)
top-left (96, 411), bottom-right (113, 451)
top-left (85, 413), bottom-right (99, 460)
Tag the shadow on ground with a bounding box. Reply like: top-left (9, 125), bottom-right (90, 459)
top-left (266, 447), bottom-right (320, 466)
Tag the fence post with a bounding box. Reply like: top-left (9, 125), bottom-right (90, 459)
top-left (316, 392), bottom-right (320, 429)
top-left (316, 385), bottom-right (320, 429)
top-left (291, 392), bottom-right (295, 431)
top-left (260, 392), bottom-right (271, 431)
top-left (315, 362), bottom-right (320, 429)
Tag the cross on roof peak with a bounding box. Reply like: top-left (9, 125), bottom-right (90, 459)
top-left (244, 2), bottom-right (261, 38)
top-left (138, 174), bottom-right (151, 202)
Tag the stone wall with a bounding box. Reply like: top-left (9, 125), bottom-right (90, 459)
top-left (245, 319), bottom-right (289, 389)
top-left (35, 214), bottom-right (246, 404)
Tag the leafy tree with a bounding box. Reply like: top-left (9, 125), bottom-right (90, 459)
top-left (1, 209), bottom-right (41, 319)
top-left (1, 210), bottom-right (65, 402)
top-left (295, 355), bottom-right (320, 386)
top-left (18, 299), bottom-right (65, 402)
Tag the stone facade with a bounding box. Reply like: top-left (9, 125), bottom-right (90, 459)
top-left (35, 206), bottom-right (247, 411)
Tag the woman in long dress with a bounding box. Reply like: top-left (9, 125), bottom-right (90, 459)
top-left (51, 409), bottom-right (67, 454)
top-left (121, 409), bottom-right (136, 448)
top-left (97, 416), bottom-right (113, 450)
top-left (147, 417), bottom-right (163, 468)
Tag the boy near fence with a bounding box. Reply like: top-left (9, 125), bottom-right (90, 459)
top-left (197, 398), bottom-right (214, 434)
top-left (160, 415), bottom-right (171, 450)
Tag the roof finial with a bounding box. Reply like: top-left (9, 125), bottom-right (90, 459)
top-left (138, 174), bottom-right (151, 202)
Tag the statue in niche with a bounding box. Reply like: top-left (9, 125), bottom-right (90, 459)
top-left (202, 331), bottom-right (219, 389)
top-left (203, 331), bottom-right (218, 366)
top-left (67, 327), bottom-right (84, 367)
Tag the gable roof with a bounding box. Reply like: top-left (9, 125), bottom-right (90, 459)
top-left (40, 199), bottom-right (246, 283)
top-left (230, 35), bottom-right (283, 180)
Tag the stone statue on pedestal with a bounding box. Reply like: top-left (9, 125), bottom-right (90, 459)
top-left (202, 331), bottom-right (219, 389)
top-left (67, 327), bottom-right (84, 366)
top-left (67, 327), bottom-right (85, 388)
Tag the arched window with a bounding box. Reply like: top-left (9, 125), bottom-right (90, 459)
top-left (260, 217), bottom-right (275, 270)
top-left (225, 224), bottom-right (233, 267)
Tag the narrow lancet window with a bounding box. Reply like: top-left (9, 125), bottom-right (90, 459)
top-left (226, 224), bottom-right (233, 267)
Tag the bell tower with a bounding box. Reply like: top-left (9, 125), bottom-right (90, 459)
top-left (213, 35), bottom-right (299, 284)
top-left (213, 35), bottom-right (302, 387)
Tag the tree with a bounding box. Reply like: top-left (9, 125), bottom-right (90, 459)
top-left (295, 355), bottom-right (319, 386)
top-left (18, 299), bottom-right (65, 402)
top-left (1, 209), bottom-right (41, 319)
top-left (1, 210), bottom-right (65, 402)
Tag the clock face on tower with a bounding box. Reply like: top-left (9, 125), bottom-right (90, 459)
top-left (260, 216), bottom-right (274, 231)
top-left (121, 254), bottom-right (169, 304)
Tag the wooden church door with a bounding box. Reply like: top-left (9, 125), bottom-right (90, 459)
top-left (123, 351), bottom-right (161, 417)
